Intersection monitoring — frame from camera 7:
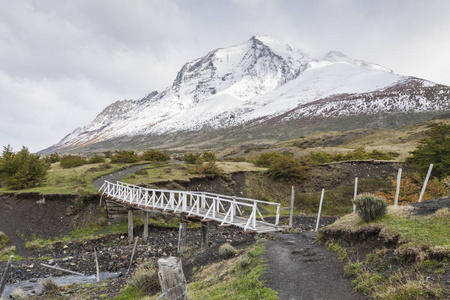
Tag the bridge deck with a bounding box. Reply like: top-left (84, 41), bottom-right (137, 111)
top-left (100, 181), bottom-right (283, 234)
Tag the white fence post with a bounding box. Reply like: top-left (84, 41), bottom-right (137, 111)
top-left (418, 164), bottom-right (433, 203)
top-left (315, 189), bottom-right (325, 232)
top-left (289, 186), bottom-right (295, 228)
top-left (394, 168), bottom-right (402, 206)
top-left (353, 177), bottom-right (358, 212)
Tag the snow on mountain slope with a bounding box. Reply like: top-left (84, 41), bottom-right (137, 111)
top-left (51, 36), bottom-right (448, 151)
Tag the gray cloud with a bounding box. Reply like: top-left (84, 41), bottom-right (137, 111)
top-left (0, 0), bottom-right (449, 152)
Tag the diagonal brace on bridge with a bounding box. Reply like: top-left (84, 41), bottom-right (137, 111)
top-left (99, 181), bottom-right (283, 233)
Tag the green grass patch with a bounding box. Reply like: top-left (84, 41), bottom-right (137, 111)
top-left (0, 162), bottom-right (141, 194)
top-left (329, 206), bottom-right (450, 250)
top-left (321, 206), bottom-right (449, 299)
top-left (138, 242), bottom-right (277, 300)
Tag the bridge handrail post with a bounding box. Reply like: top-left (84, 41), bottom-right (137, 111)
top-left (196, 195), bottom-right (200, 215)
top-left (275, 204), bottom-right (281, 226)
top-left (230, 200), bottom-right (235, 223)
top-left (212, 198), bottom-right (216, 219)
top-left (253, 202), bottom-right (257, 229)
top-left (201, 193), bottom-right (206, 210)
top-left (182, 193), bottom-right (187, 211)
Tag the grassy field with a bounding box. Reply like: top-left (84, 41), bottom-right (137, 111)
top-left (120, 161), bottom-right (267, 186)
top-left (321, 206), bottom-right (450, 299)
top-left (0, 162), bottom-right (139, 194)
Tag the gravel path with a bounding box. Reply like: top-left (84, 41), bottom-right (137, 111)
top-left (264, 231), bottom-right (367, 300)
top-left (92, 163), bottom-right (149, 190)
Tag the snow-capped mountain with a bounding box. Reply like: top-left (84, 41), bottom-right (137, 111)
top-left (48, 36), bottom-right (449, 152)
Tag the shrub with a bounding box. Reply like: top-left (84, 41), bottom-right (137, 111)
top-left (88, 153), bottom-right (105, 164)
top-left (0, 145), bottom-right (50, 189)
top-left (110, 150), bottom-right (140, 163)
top-left (376, 173), bottom-right (447, 205)
top-left (135, 169), bottom-right (148, 175)
top-left (237, 255), bottom-right (252, 269)
top-left (267, 153), bottom-right (309, 182)
top-left (407, 122), bottom-right (450, 179)
top-left (183, 153), bottom-right (202, 164)
top-left (253, 151), bottom-right (283, 167)
top-left (11, 288), bottom-right (26, 299)
top-left (45, 152), bottom-right (60, 163)
top-left (141, 149), bottom-right (170, 162)
top-left (202, 151), bottom-right (217, 162)
top-left (308, 151), bottom-right (334, 164)
top-left (42, 279), bottom-right (59, 294)
top-left (0, 231), bottom-right (9, 248)
top-left (197, 161), bottom-right (223, 177)
top-left (367, 149), bottom-right (393, 160)
top-left (354, 193), bottom-right (387, 222)
top-left (219, 243), bottom-right (237, 258)
top-left (59, 154), bottom-right (87, 168)
top-left (128, 260), bottom-right (160, 295)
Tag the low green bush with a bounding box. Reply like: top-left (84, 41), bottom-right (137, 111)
top-left (354, 193), bottom-right (388, 222)
top-left (0, 231), bottom-right (9, 248)
top-left (128, 259), bottom-right (160, 295)
top-left (88, 153), bottom-right (105, 164)
top-left (219, 243), bottom-right (237, 258)
top-left (60, 154), bottom-right (87, 168)
top-left (141, 149), bottom-right (170, 162)
top-left (198, 161), bottom-right (223, 177)
top-left (110, 150), bottom-right (140, 163)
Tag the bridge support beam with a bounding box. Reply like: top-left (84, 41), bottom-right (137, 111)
top-left (201, 222), bottom-right (209, 249)
top-left (143, 212), bottom-right (149, 240)
top-left (128, 209), bottom-right (134, 244)
top-left (177, 221), bottom-right (187, 254)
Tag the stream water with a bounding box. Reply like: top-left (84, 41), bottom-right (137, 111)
top-left (2, 272), bottom-right (120, 298)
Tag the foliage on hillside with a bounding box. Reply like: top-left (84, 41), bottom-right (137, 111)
top-left (110, 150), bottom-right (140, 163)
top-left (0, 145), bottom-right (49, 189)
top-left (376, 173), bottom-right (447, 205)
top-left (141, 149), bottom-right (170, 162)
top-left (407, 122), bottom-right (449, 179)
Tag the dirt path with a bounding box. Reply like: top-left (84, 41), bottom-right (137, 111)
top-left (264, 231), bottom-right (367, 300)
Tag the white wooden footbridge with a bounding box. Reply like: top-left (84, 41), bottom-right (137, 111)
top-left (99, 180), bottom-right (283, 234)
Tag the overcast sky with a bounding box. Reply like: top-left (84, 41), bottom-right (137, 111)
top-left (1, 0), bottom-right (449, 153)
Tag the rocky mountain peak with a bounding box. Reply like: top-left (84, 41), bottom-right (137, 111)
top-left (45, 36), bottom-right (449, 153)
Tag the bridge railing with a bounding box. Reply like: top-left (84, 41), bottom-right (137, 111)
top-left (99, 180), bottom-right (281, 232)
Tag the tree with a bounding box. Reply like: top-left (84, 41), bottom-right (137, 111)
top-left (407, 122), bottom-right (450, 179)
top-left (0, 145), bottom-right (50, 190)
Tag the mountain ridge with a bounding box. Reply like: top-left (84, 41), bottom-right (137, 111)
top-left (44, 36), bottom-right (449, 153)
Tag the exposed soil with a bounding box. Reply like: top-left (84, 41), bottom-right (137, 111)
top-left (0, 193), bottom-right (101, 257)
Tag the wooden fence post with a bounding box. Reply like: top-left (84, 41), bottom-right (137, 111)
top-left (158, 256), bottom-right (188, 300)
top-left (178, 221), bottom-right (187, 254)
top-left (143, 212), bottom-right (149, 240)
top-left (394, 168), bottom-right (402, 206)
top-left (0, 255), bottom-right (14, 297)
top-left (201, 222), bottom-right (209, 249)
top-left (289, 186), bottom-right (295, 228)
top-left (315, 189), bottom-right (325, 232)
top-left (128, 209), bottom-right (134, 244)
